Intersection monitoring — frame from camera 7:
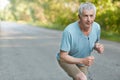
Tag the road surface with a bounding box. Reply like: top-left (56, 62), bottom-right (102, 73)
top-left (0, 21), bottom-right (120, 80)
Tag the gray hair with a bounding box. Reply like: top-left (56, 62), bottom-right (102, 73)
top-left (78, 2), bottom-right (96, 16)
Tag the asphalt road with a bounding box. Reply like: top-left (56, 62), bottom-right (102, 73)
top-left (0, 21), bottom-right (120, 80)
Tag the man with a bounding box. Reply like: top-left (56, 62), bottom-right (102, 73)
top-left (56, 2), bottom-right (104, 80)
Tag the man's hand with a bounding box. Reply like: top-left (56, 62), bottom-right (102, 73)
top-left (81, 56), bottom-right (95, 66)
top-left (94, 43), bottom-right (104, 54)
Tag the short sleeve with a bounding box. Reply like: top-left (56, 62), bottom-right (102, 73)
top-left (96, 24), bottom-right (101, 42)
top-left (60, 30), bottom-right (71, 52)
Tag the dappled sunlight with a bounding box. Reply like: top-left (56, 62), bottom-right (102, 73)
top-left (0, 36), bottom-right (39, 40)
top-left (0, 40), bottom-right (58, 48)
top-left (0, 42), bottom-right (58, 48)
top-left (0, 31), bottom-right (22, 36)
top-left (0, 30), bottom-right (40, 39)
top-left (0, 35), bottom-right (59, 47)
top-left (0, 35), bottom-right (59, 40)
top-left (0, 0), bottom-right (9, 10)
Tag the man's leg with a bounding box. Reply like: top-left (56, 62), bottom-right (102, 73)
top-left (58, 60), bottom-right (88, 80)
top-left (78, 66), bottom-right (88, 75)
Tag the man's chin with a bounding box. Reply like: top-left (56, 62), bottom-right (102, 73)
top-left (85, 25), bottom-right (91, 28)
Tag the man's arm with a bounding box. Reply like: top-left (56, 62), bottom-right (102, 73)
top-left (59, 50), bottom-right (94, 66)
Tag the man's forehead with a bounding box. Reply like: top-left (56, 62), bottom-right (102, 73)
top-left (82, 9), bottom-right (95, 15)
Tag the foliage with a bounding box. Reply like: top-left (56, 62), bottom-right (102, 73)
top-left (95, 0), bottom-right (120, 34)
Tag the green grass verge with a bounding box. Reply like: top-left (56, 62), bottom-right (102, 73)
top-left (101, 30), bottom-right (120, 42)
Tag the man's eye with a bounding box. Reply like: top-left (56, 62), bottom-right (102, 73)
top-left (90, 15), bottom-right (93, 17)
top-left (84, 15), bottom-right (88, 17)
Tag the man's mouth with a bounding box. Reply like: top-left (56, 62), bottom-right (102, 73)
top-left (86, 22), bottom-right (91, 24)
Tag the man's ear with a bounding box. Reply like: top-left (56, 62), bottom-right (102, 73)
top-left (78, 15), bottom-right (80, 19)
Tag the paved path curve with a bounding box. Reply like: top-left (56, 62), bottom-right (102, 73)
top-left (0, 21), bottom-right (120, 80)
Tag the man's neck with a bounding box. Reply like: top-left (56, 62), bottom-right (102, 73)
top-left (78, 21), bottom-right (91, 36)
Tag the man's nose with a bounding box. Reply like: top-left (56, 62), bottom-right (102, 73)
top-left (87, 16), bottom-right (90, 21)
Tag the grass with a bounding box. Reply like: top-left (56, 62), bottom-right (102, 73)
top-left (101, 30), bottom-right (120, 42)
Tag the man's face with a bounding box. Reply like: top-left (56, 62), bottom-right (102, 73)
top-left (79, 9), bottom-right (95, 28)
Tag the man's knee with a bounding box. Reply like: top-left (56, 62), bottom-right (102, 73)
top-left (74, 72), bottom-right (87, 80)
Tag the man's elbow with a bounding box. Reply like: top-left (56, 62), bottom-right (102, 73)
top-left (59, 51), bottom-right (68, 62)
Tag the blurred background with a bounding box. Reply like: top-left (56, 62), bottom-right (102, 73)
top-left (0, 0), bottom-right (120, 42)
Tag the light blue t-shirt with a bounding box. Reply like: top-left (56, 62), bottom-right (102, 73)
top-left (57, 21), bottom-right (100, 60)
